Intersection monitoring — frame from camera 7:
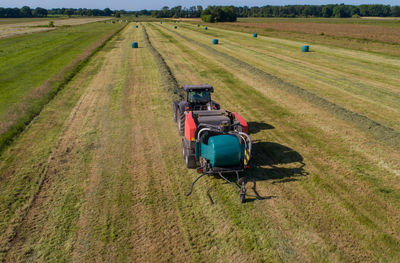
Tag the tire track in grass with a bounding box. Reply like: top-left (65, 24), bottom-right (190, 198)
top-left (160, 24), bottom-right (400, 149)
top-left (148, 23), bottom-right (400, 262)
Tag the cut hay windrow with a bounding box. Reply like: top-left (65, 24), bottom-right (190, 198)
top-left (160, 24), bottom-right (400, 149)
top-left (141, 24), bottom-right (183, 101)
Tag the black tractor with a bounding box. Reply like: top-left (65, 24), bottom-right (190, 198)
top-left (173, 84), bottom-right (220, 135)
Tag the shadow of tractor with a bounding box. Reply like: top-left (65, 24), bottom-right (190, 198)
top-left (244, 140), bottom-right (308, 201)
top-left (247, 121), bottom-right (275, 134)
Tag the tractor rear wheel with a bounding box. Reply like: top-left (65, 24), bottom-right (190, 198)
top-left (177, 109), bottom-right (185, 136)
top-left (185, 154), bottom-right (197, 169)
top-left (182, 139), bottom-right (186, 158)
top-left (182, 139), bottom-right (196, 169)
top-left (240, 193), bottom-right (246, 203)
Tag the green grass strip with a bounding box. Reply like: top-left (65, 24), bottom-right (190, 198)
top-left (0, 24), bottom-right (127, 153)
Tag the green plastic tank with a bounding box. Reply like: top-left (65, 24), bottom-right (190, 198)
top-left (200, 135), bottom-right (243, 167)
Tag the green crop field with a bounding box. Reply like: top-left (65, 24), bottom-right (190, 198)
top-left (0, 18), bottom-right (399, 262)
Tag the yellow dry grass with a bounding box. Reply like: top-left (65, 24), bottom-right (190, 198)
top-left (0, 17), bottom-right (111, 39)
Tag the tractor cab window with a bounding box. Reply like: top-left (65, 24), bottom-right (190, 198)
top-left (187, 90), bottom-right (211, 104)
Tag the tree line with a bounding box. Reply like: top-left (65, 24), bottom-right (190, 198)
top-left (1, 4), bottom-right (400, 19)
top-left (148, 4), bottom-right (400, 20)
top-left (0, 6), bottom-right (115, 18)
top-left (235, 4), bottom-right (400, 18)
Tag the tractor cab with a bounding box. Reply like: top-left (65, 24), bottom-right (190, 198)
top-left (182, 84), bottom-right (218, 111)
top-left (187, 90), bottom-right (211, 105)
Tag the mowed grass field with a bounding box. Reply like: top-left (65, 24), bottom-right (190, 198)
top-left (0, 20), bottom-right (124, 150)
top-left (0, 18), bottom-right (400, 262)
top-left (192, 17), bottom-right (400, 57)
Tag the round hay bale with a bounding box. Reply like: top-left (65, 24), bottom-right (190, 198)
top-left (131, 42), bottom-right (138, 48)
top-left (197, 24), bottom-right (200, 27)
top-left (253, 33), bottom-right (258, 38)
top-left (302, 45), bottom-right (310, 52)
top-left (135, 25), bottom-right (138, 28)
top-left (160, 21), bottom-right (163, 24)
top-left (212, 39), bottom-right (218, 45)
top-left (204, 26), bottom-right (208, 30)
top-left (174, 26), bottom-right (177, 29)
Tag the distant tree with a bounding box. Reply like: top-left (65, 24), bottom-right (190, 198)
top-left (391, 6), bottom-right (400, 17)
top-left (201, 6), bottom-right (237, 22)
top-left (33, 7), bottom-right (47, 17)
top-left (302, 6), bottom-right (312, 17)
top-left (197, 5), bottom-right (203, 17)
top-left (359, 5), bottom-right (369, 16)
top-left (322, 6), bottom-right (333, 17)
top-left (63, 8), bottom-right (74, 17)
top-left (4, 8), bottom-right (21, 17)
top-left (103, 8), bottom-right (112, 16)
top-left (20, 6), bottom-right (32, 17)
top-left (333, 4), bottom-right (350, 18)
top-left (367, 4), bottom-right (390, 16)
top-left (171, 6), bottom-right (182, 18)
top-left (350, 6), bottom-right (360, 16)
top-left (161, 6), bottom-right (169, 17)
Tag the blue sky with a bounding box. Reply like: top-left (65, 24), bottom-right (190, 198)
top-left (1, 1), bottom-right (398, 10)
